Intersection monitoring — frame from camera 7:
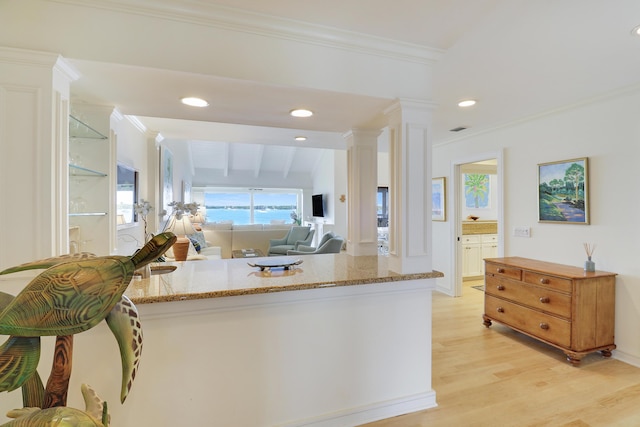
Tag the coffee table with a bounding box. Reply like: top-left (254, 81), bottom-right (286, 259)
top-left (231, 248), bottom-right (265, 258)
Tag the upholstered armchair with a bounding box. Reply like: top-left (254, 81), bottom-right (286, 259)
top-left (268, 226), bottom-right (315, 256)
top-left (286, 232), bottom-right (344, 255)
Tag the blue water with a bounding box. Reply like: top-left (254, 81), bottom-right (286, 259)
top-left (205, 208), bottom-right (296, 225)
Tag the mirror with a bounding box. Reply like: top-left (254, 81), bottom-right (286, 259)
top-left (117, 163), bottom-right (138, 225)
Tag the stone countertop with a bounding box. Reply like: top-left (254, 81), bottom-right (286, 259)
top-left (125, 254), bottom-right (443, 304)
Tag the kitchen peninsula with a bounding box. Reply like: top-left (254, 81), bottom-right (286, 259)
top-left (0, 254), bottom-right (442, 427)
top-left (127, 253), bottom-right (441, 302)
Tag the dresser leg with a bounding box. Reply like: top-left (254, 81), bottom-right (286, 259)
top-left (601, 349), bottom-right (613, 358)
top-left (566, 352), bottom-right (583, 366)
top-left (482, 315), bottom-right (492, 328)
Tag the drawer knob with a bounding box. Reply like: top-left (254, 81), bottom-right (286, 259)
top-left (497, 268), bottom-right (505, 273)
top-left (539, 297), bottom-right (550, 304)
top-left (539, 323), bottom-right (549, 330)
top-left (497, 307), bottom-right (504, 313)
top-left (539, 278), bottom-right (550, 285)
top-left (497, 285), bottom-right (505, 291)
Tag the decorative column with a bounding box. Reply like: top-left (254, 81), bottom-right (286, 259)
top-left (344, 129), bottom-right (381, 256)
top-left (385, 99), bottom-right (435, 274)
top-left (0, 47), bottom-right (78, 269)
top-left (145, 132), bottom-right (164, 236)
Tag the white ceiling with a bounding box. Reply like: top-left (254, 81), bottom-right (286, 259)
top-left (9, 0), bottom-right (640, 179)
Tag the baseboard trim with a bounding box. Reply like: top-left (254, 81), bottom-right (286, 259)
top-left (611, 349), bottom-right (640, 369)
top-left (280, 391), bottom-right (437, 427)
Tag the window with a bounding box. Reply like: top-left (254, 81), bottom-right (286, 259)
top-left (203, 188), bottom-right (301, 225)
top-left (377, 187), bottom-right (389, 227)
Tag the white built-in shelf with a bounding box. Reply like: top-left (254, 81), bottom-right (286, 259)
top-left (69, 115), bottom-right (108, 140)
top-left (69, 164), bottom-right (107, 177)
top-left (69, 212), bottom-right (107, 217)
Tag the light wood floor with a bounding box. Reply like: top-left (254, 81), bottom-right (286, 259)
top-left (361, 281), bottom-right (640, 427)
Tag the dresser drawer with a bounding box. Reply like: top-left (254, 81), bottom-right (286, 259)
top-left (485, 262), bottom-right (522, 281)
top-left (485, 295), bottom-right (571, 348)
top-left (485, 276), bottom-right (571, 318)
top-left (523, 271), bottom-right (572, 293)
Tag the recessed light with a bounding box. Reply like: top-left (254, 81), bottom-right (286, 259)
top-left (294, 136), bottom-right (307, 141)
top-left (181, 97), bottom-right (209, 107)
top-left (290, 109), bottom-right (313, 118)
top-left (458, 99), bottom-right (477, 108)
top-left (632, 25), bottom-right (640, 36)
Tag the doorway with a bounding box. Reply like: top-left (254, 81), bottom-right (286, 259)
top-left (452, 151), bottom-right (504, 297)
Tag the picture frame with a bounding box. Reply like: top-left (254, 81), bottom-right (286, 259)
top-left (464, 173), bottom-right (490, 209)
top-left (538, 157), bottom-right (589, 224)
top-left (432, 177), bottom-right (446, 221)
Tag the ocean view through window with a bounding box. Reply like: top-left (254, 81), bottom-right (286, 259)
top-left (203, 189), bottom-right (301, 225)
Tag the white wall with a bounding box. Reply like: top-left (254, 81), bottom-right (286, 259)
top-left (378, 151), bottom-right (390, 188)
top-left (311, 149), bottom-right (349, 239)
top-left (432, 88), bottom-right (640, 366)
top-left (161, 140), bottom-right (193, 203)
top-left (114, 117), bottom-right (152, 255)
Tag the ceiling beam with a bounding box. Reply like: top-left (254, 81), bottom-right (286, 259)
top-left (283, 147), bottom-right (296, 179)
top-left (254, 145), bottom-right (264, 178)
top-left (223, 142), bottom-right (230, 177)
top-left (311, 148), bottom-right (326, 178)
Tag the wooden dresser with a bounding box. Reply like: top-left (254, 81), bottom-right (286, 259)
top-left (483, 257), bottom-right (616, 365)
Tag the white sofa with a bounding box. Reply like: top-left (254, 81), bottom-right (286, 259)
top-left (201, 223), bottom-right (294, 258)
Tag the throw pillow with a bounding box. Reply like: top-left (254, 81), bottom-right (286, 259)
top-left (188, 236), bottom-right (202, 253)
top-left (190, 231), bottom-right (207, 249)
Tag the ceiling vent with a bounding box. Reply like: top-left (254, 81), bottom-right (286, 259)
top-left (450, 126), bottom-right (467, 132)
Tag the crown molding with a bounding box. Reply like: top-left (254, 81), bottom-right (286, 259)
top-left (111, 108), bottom-right (124, 122)
top-left (48, 0), bottom-right (443, 65)
top-left (0, 46), bottom-right (63, 69)
top-left (126, 115), bottom-right (147, 133)
top-left (54, 56), bottom-right (81, 82)
top-left (384, 98), bottom-right (439, 117)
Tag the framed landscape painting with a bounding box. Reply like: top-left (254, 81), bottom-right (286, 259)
top-left (432, 177), bottom-right (446, 221)
top-left (538, 157), bottom-right (589, 224)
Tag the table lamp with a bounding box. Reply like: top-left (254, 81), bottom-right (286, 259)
top-left (166, 214), bottom-right (195, 261)
top-left (190, 210), bottom-right (206, 230)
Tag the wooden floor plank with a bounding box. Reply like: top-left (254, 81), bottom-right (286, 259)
top-left (360, 282), bottom-right (640, 427)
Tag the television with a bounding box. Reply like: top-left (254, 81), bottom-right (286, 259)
top-left (312, 194), bottom-right (325, 217)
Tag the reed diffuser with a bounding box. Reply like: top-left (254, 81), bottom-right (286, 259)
top-left (583, 243), bottom-right (596, 272)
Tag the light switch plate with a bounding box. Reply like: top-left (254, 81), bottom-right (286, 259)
top-left (514, 226), bottom-right (531, 237)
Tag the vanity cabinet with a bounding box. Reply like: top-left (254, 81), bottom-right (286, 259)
top-left (461, 235), bottom-right (483, 277)
top-left (462, 234), bottom-right (497, 278)
top-left (483, 257), bottom-right (616, 365)
top-left (68, 108), bottom-right (115, 255)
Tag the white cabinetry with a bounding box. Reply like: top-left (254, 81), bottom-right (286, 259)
top-left (481, 234), bottom-right (498, 268)
top-left (68, 107), bottom-right (115, 255)
top-left (462, 235), bottom-right (483, 277)
top-left (462, 234), bottom-right (498, 278)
